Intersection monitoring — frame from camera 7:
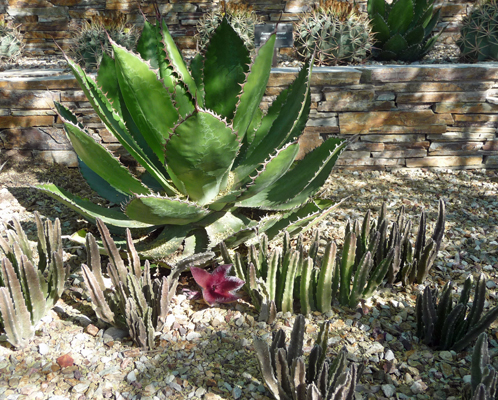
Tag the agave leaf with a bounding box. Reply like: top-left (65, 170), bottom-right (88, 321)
top-left (166, 111), bottom-right (239, 205)
top-left (387, 0), bottom-right (414, 34)
top-left (236, 137), bottom-right (348, 210)
top-left (237, 142), bottom-right (300, 201)
top-left (405, 26), bottom-right (425, 46)
top-left (61, 119), bottom-right (150, 197)
top-left (202, 211), bottom-right (257, 249)
top-left (136, 19), bottom-right (166, 70)
top-left (368, 0), bottom-right (386, 18)
top-left (113, 43), bottom-right (179, 163)
top-left (125, 195), bottom-right (210, 225)
top-left (37, 183), bottom-right (154, 229)
top-left (233, 61), bottom-right (312, 184)
top-left (60, 58), bottom-right (177, 195)
top-left (203, 18), bottom-right (250, 120)
top-left (189, 53), bottom-right (205, 106)
top-left (159, 19), bottom-right (198, 102)
top-left (78, 158), bottom-right (130, 204)
top-left (233, 33), bottom-right (276, 141)
top-left (371, 14), bottom-right (391, 44)
top-left (97, 53), bottom-right (167, 176)
top-left (384, 34), bottom-right (409, 55)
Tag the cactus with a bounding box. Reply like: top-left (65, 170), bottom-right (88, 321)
top-left (351, 199), bottom-right (445, 285)
top-left (367, 0), bottom-right (441, 61)
top-left (254, 314), bottom-right (362, 400)
top-left (37, 14), bottom-right (350, 261)
top-left (196, 1), bottom-right (263, 54)
top-left (457, 0), bottom-right (498, 62)
top-left (81, 219), bottom-right (214, 349)
top-left (70, 13), bottom-right (140, 70)
top-left (416, 275), bottom-right (498, 351)
top-left (224, 219), bottom-right (392, 314)
top-left (0, 21), bottom-right (24, 62)
top-left (294, 0), bottom-right (374, 66)
top-left (469, 333), bottom-right (498, 400)
top-left (0, 212), bottom-right (68, 348)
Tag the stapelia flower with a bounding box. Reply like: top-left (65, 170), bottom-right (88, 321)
top-left (190, 264), bottom-right (245, 306)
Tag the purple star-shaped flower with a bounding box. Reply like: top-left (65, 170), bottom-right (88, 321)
top-left (190, 264), bottom-right (245, 306)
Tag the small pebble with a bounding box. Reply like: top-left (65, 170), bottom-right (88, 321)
top-left (38, 343), bottom-right (49, 355)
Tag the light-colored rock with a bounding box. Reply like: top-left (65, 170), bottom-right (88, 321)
top-left (406, 155), bottom-right (484, 167)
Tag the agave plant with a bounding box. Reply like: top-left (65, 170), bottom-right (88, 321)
top-left (37, 16), bottom-right (349, 261)
top-left (367, 0), bottom-right (441, 61)
top-left (0, 212), bottom-right (68, 347)
top-left (416, 274), bottom-right (498, 352)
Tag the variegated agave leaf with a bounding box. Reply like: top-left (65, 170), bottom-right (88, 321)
top-left (36, 14), bottom-right (349, 259)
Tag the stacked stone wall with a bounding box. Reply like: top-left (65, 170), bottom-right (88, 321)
top-left (0, 0), bottom-right (477, 56)
top-left (1, 64), bottom-right (497, 170)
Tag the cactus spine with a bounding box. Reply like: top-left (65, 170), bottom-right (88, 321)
top-left (294, 0), bottom-right (374, 65)
top-left (457, 0), bottom-right (498, 62)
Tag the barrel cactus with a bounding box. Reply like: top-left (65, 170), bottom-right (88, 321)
top-left (295, 0), bottom-right (374, 66)
top-left (196, 1), bottom-right (263, 53)
top-left (457, 0), bottom-right (498, 62)
top-left (0, 21), bottom-right (24, 62)
top-left (71, 13), bottom-right (140, 70)
top-left (37, 16), bottom-right (349, 261)
top-left (367, 0), bottom-right (441, 61)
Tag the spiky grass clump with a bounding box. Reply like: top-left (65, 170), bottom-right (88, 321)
top-left (196, 1), bottom-right (263, 54)
top-left (70, 13), bottom-right (140, 70)
top-left (294, 0), bottom-right (374, 66)
top-left (0, 21), bottom-right (24, 62)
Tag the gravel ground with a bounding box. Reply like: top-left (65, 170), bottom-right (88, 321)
top-left (1, 165), bottom-right (498, 400)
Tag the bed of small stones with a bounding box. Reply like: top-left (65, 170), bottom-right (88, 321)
top-left (0, 164), bottom-right (498, 400)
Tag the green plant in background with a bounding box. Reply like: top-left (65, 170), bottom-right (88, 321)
top-left (467, 333), bottom-right (497, 400)
top-left (294, 0), bottom-right (374, 66)
top-left (416, 274), bottom-right (498, 352)
top-left (0, 20), bottom-right (24, 62)
top-left (81, 219), bottom-right (213, 349)
top-left (37, 15), bottom-right (349, 262)
top-left (196, 0), bottom-right (263, 54)
top-left (70, 13), bottom-right (140, 70)
top-left (254, 314), bottom-right (363, 399)
top-left (457, 0), bottom-right (498, 62)
top-left (367, 0), bottom-right (441, 61)
top-left (0, 212), bottom-right (68, 348)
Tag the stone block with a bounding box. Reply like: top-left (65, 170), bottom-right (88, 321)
top-left (339, 150), bottom-right (372, 159)
top-left (307, 117), bottom-right (338, 127)
top-left (484, 155), bottom-right (498, 165)
top-left (339, 110), bottom-right (448, 134)
top-left (24, 30), bottom-right (72, 39)
top-left (297, 131), bottom-right (323, 159)
top-left (367, 65), bottom-right (498, 83)
top-left (61, 91), bottom-right (87, 102)
top-left (32, 150), bottom-right (78, 167)
top-left (435, 102), bottom-right (498, 114)
top-left (0, 116), bottom-right (54, 128)
top-left (427, 131), bottom-right (496, 141)
top-left (268, 68), bottom-right (362, 87)
top-left (7, 6), bottom-right (69, 19)
top-left (397, 92), bottom-right (485, 103)
top-left (380, 81), bottom-right (493, 93)
top-left (406, 155), bottom-right (483, 167)
top-left (0, 90), bottom-right (60, 108)
top-left (348, 142), bottom-right (385, 152)
top-left (428, 142), bottom-right (484, 155)
top-left (319, 90), bottom-right (374, 112)
top-left (285, 0), bottom-right (312, 12)
top-left (361, 134), bottom-right (426, 143)
top-left (371, 149), bottom-right (427, 158)
top-left (0, 76), bottom-right (78, 90)
top-left (440, 3), bottom-right (466, 17)
top-left (454, 114), bottom-right (498, 124)
top-left (483, 140), bottom-right (498, 152)
top-left (0, 127), bottom-right (71, 150)
top-left (384, 141), bottom-right (431, 150)
top-left (303, 126), bottom-right (340, 134)
top-left (336, 157), bottom-right (404, 167)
